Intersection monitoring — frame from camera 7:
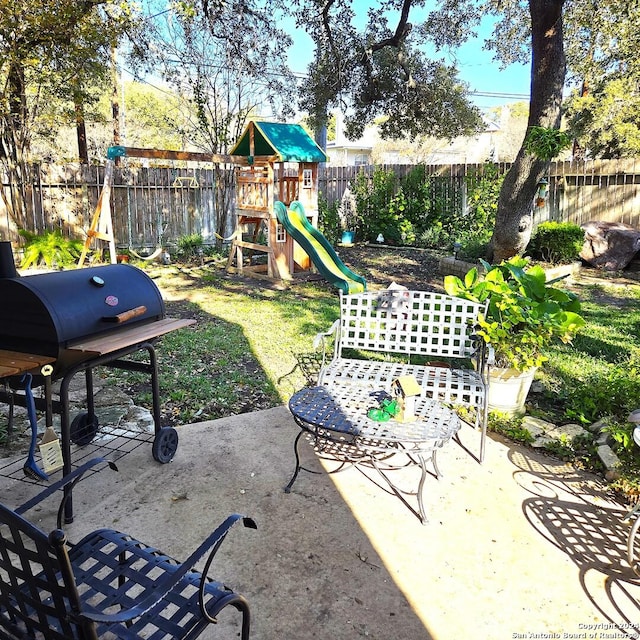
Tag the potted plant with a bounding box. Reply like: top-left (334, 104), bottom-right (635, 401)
top-left (444, 256), bottom-right (585, 415)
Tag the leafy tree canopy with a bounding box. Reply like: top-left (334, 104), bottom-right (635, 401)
top-left (483, 0), bottom-right (640, 158)
top-left (564, 78), bottom-right (640, 158)
top-left (288, 0), bottom-right (484, 140)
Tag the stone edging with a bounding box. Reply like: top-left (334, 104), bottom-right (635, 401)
top-left (438, 256), bottom-right (582, 281)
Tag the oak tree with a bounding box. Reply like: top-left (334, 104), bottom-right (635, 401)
top-left (289, 0), bottom-right (567, 260)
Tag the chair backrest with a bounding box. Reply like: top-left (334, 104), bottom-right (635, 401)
top-left (0, 503), bottom-right (84, 640)
top-left (337, 290), bottom-right (487, 360)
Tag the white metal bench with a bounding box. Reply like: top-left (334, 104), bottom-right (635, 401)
top-left (314, 289), bottom-right (490, 461)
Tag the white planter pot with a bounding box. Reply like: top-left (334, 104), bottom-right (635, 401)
top-left (488, 367), bottom-right (537, 417)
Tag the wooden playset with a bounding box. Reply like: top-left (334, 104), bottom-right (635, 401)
top-left (226, 120), bottom-right (327, 280)
top-left (80, 121), bottom-right (327, 284)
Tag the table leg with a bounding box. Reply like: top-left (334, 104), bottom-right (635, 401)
top-left (368, 451), bottom-right (431, 525)
top-left (284, 430), bottom-right (304, 493)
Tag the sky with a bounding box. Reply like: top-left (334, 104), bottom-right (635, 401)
top-left (285, 12), bottom-right (531, 112)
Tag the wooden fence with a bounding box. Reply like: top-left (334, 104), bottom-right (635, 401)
top-left (2, 159), bottom-right (639, 251)
top-left (0, 162), bottom-right (234, 251)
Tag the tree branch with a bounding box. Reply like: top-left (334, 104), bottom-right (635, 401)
top-left (320, 0), bottom-right (341, 67)
top-left (368, 0), bottom-right (413, 54)
top-left (359, 0), bottom-right (414, 94)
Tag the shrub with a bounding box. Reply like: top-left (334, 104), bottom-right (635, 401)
top-left (460, 163), bottom-right (503, 235)
top-left (457, 233), bottom-right (492, 260)
top-left (19, 229), bottom-right (83, 268)
top-left (398, 165), bottom-right (432, 236)
top-left (177, 233), bottom-right (204, 258)
top-left (528, 221), bottom-right (584, 264)
top-left (377, 190), bottom-right (416, 245)
top-left (352, 168), bottom-right (397, 242)
top-left (348, 163), bottom-right (504, 249)
top-left (417, 222), bottom-right (448, 249)
top-left (318, 195), bottom-right (341, 246)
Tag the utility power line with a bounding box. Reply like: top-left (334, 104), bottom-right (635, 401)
top-left (470, 90), bottom-right (529, 99)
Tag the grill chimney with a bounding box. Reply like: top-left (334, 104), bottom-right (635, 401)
top-left (0, 242), bottom-right (18, 279)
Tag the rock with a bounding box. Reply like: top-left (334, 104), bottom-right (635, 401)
top-left (531, 436), bottom-right (556, 449)
top-left (580, 220), bottom-right (640, 271)
top-left (120, 405), bottom-right (155, 433)
top-left (94, 386), bottom-right (134, 407)
top-left (529, 380), bottom-right (545, 394)
top-left (597, 444), bottom-right (621, 480)
top-left (545, 422), bottom-right (588, 441)
top-left (438, 256), bottom-right (477, 278)
top-left (521, 416), bottom-right (552, 439)
top-left (587, 416), bottom-right (612, 433)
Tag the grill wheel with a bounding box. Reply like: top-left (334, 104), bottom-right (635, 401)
top-left (70, 412), bottom-right (99, 446)
top-left (152, 427), bottom-right (179, 464)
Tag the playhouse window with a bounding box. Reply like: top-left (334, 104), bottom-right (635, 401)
top-left (302, 169), bottom-right (313, 188)
top-left (276, 223), bottom-right (286, 243)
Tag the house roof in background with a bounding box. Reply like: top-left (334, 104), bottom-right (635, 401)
top-left (231, 121), bottom-right (327, 163)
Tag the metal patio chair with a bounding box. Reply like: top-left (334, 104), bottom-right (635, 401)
top-left (0, 458), bottom-right (256, 640)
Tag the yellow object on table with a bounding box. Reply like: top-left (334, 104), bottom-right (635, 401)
top-left (392, 375), bottom-right (422, 422)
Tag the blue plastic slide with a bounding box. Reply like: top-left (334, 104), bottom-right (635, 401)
top-left (274, 201), bottom-right (366, 294)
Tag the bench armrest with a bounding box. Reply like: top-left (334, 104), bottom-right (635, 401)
top-left (313, 319), bottom-right (340, 368)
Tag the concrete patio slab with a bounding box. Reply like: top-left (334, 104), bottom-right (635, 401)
top-left (3, 407), bottom-right (640, 639)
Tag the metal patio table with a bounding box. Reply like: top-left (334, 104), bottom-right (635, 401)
top-left (285, 385), bottom-right (461, 523)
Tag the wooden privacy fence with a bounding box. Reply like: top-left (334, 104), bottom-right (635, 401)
top-left (2, 159), bottom-right (640, 249)
top-left (321, 159), bottom-right (640, 230)
top-left (0, 162), bottom-right (235, 251)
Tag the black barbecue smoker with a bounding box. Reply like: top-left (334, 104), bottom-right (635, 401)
top-left (0, 241), bottom-right (194, 521)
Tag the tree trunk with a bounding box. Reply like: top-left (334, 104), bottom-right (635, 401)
top-left (490, 0), bottom-right (566, 263)
top-left (0, 62), bottom-right (31, 232)
top-left (110, 47), bottom-right (121, 165)
top-left (74, 94), bottom-right (89, 164)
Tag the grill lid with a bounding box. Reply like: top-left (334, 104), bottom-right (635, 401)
top-left (0, 264), bottom-right (165, 358)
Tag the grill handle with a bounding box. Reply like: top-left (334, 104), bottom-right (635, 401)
top-left (102, 305), bottom-right (147, 323)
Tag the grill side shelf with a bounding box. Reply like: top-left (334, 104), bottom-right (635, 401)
top-left (0, 350), bottom-right (56, 378)
top-left (67, 318), bottom-right (195, 356)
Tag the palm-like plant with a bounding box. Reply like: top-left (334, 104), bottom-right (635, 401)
top-left (19, 230), bottom-right (83, 269)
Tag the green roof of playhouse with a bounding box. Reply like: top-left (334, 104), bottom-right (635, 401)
top-left (231, 121), bottom-right (327, 163)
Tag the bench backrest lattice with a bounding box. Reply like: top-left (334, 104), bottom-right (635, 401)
top-left (336, 290), bottom-right (487, 362)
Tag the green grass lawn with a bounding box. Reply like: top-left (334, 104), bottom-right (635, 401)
top-left (120, 259), bottom-right (640, 426)
top-left (106, 263), bottom-right (341, 425)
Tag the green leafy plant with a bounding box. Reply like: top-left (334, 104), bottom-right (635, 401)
top-left (524, 126), bottom-right (572, 161)
top-left (528, 222), bottom-right (584, 264)
top-left (352, 168), bottom-right (397, 242)
top-left (564, 358), bottom-right (640, 425)
top-left (444, 256), bottom-right (585, 371)
top-left (18, 229), bottom-right (83, 268)
top-left (604, 420), bottom-right (635, 452)
top-left (318, 195), bottom-right (342, 246)
top-left (487, 413), bottom-right (534, 444)
top-left (177, 233), bottom-right (204, 258)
